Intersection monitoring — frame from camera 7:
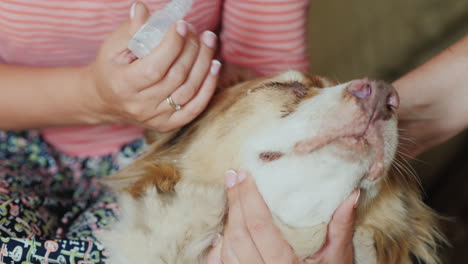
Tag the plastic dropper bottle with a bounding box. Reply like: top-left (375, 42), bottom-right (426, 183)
top-left (128, 0), bottom-right (193, 59)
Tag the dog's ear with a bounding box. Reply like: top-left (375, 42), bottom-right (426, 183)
top-left (104, 148), bottom-right (181, 197)
top-left (106, 124), bottom-right (198, 197)
top-left (123, 162), bottom-right (180, 197)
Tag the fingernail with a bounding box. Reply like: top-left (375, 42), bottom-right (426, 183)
top-left (210, 60), bottom-right (222, 76)
top-left (237, 170), bottom-right (247, 183)
top-left (224, 170), bottom-right (237, 188)
top-left (176, 20), bottom-right (188, 37)
top-left (353, 189), bottom-right (361, 209)
top-left (211, 233), bottom-right (221, 247)
top-left (129, 2), bottom-right (138, 19)
top-left (202, 31), bottom-right (217, 48)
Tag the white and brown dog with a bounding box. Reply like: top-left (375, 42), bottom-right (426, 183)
top-left (99, 71), bottom-right (444, 264)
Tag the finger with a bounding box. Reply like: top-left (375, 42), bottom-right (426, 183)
top-left (206, 234), bottom-right (223, 264)
top-left (141, 31), bottom-right (201, 111)
top-left (308, 190), bottom-right (359, 264)
top-left (116, 48), bottom-right (138, 65)
top-left (126, 20), bottom-right (189, 88)
top-left (223, 170), bottom-right (264, 264)
top-left (114, 2), bottom-right (150, 64)
top-left (129, 2), bottom-right (150, 35)
top-left (140, 111), bottom-right (173, 132)
top-left (97, 2), bottom-right (150, 58)
top-left (161, 60), bottom-right (221, 129)
top-left (236, 170), bottom-right (297, 264)
top-left (170, 30), bottom-right (217, 105)
top-left (328, 189), bottom-right (359, 248)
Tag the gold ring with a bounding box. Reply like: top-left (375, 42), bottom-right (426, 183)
top-left (166, 96), bottom-right (182, 111)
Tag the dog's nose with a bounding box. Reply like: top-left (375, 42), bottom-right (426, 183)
top-left (346, 79), bottom-right (399, 120)
top-left (347, 79), bottom-right (372, 99)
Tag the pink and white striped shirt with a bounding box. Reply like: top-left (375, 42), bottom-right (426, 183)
top-left (0, 0), bottom-right (310, 157)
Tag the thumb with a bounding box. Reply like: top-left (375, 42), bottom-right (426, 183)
top-left (110, 2), bottom-right (151, 64)
top-left (206, 234), bottom-right (223, 264)
top-left (323, 189), bottom-right (359, 264)
top-left (129, 1), bottom-right (151, 35)
top-left (306, 190), bottom-right (359, 263)
top-left (96, 2), bottom-right (150, 62)
top-left (328, 189), bottom-right (359, 247)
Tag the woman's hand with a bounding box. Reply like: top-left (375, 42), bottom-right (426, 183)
top-left (393, 35), bottom-right (468, 157)
top-left (86, 2), bottom-right (220, 131)
top-left (207, 170), bottom-right (359, 264)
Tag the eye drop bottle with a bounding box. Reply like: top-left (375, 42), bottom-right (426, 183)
top-left (128, 0), bottom-right (193, 58)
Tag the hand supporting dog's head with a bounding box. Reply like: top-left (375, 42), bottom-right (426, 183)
top-left (106, 71), bottom-right (443, 264)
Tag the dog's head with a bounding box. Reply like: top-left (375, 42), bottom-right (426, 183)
top-left (110, 70), bottom-right (442, 264)
top-left (143, 71), bottom-right (399, 224)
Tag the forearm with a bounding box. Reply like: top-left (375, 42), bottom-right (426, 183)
top-left (0, 64), bottom-right (100, 130)
top-left (393, 35), bottom-right (468, 155)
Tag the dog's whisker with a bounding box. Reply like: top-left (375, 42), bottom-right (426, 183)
top-left (398, 136), bottom-right (418, 145)
top-left (391, 161), bottom-right (412, 189)
top-left (393, 156), bottom-right (426, 196)
top-left (396, 149), bottom-right (425, 164)
top-left (398, 156), bottom-right (423, 184)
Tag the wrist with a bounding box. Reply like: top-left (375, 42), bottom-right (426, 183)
top-left (78, 64), bottom-right (114, 125)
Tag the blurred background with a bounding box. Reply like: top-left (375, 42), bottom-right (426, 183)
top-left (306, 0), bottom-right (468, 262)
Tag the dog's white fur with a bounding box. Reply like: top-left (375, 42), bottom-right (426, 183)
top-left (98, 71), bottom-right (442, 264)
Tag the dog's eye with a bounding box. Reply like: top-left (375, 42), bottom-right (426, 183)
top-left (266, 81), bottom-right (308, 98)
top-left (259, 151), bottom-right (284, 162)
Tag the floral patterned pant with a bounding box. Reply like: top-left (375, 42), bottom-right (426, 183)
top-left (0, 130), bottom-right (145, 264)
